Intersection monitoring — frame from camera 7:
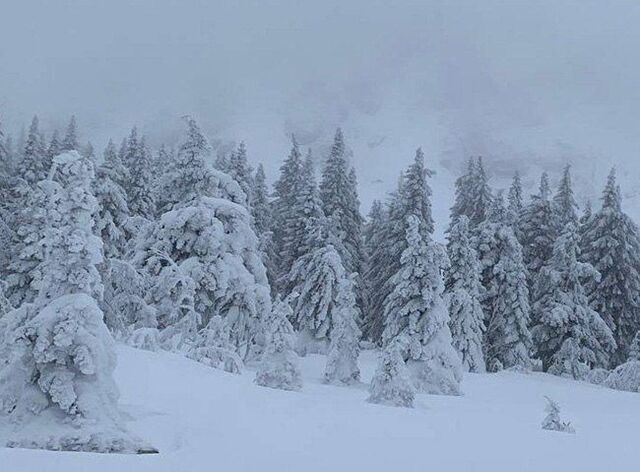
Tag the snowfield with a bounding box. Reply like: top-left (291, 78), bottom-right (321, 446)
top-left (2, 345), bottom-right (639, 472)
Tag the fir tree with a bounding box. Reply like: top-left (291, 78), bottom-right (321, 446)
top-left (127, 135), bottom-right (156, 219)
top-left (47, 129), bottom-right (62, 161)
top-left (19, 116), bottom-right (48, 184)
top-left (227, 141), bottom-right (254, 206)
top-left (580, 168), bottom-right (640, 364)
top-left (382, 215), bottom-right (462, 395)
top-left (485, 224), bottom-right (532, 371)
top-left (367, 336), bottom-right (415, 408)
top-left (252, 163), bottom-right (276, 293)
top-left (254, 296), bottom-right (302, 391)
top-left (319, 128), bottom-right (364, 277)
top-left (553, 164), bottom-right (579, 230)
top-left (445, 216), bottom-right (486, 373)
top-left (0, 151), bottom-right (153, 453)
top-left (520, 172), bottom-right (556, 288)
top-left (507, 171), bottom-right (524, 230)
top-left (136, 118), bottom-right (269, 361)
top-left (94, 139), bottom-right (130, 258)
top-left (361, 199), bottom-right (386, 342)
top-left (531, 223), bottom-right (615, 377)
top-left (288, 239), bottom-right (350, 352)
top-left (541, 397), bottom-right (575, 434)
top-left (629, 331), bottom-right (640, 361)
top-left (324, 275), bottom-right (361, 385)
top-left (61, 115), bottom-right (79, 151)
top-left (274, 145), bottom-right (325, 295)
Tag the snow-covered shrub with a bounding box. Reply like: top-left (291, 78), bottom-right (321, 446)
top-left (188, 315), bottom-right (243, 374)
top-left (254, 297), bottom-right (302, 391)
top-left (542, 396), bottom-right (575, 434)
top-left (368, 337), bottom-right (415, 408)
top-left (324, 276), bottom-right (361, 385)
top-left (586, 368), bottom-right (610, 386)
top-left (604, 360), bottom-right (640, 393)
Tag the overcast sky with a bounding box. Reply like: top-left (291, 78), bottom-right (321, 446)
top-left (2, 0), bottom-right (640, 225)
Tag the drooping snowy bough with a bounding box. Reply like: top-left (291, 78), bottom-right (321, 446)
top-left (0, 151), bottom-right (155, 453)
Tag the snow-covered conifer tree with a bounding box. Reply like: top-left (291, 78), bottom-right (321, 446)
top-left (520, 172), bottom-right (556, 288)
top-left (254, 296), bottom-right (302, 391)
top-left (580, 168), bottom-right (640, 364)
top-left (507, 171), bottom-right (524, 230)
top-left (136, 117), bottom-right (270, 361)
top-left (383, 215), bottom-right (462, 395)
top-left (61, 115), bottom-right (79, 151)
top-left (531, 223), bottom-right (615, 377)
top-left (324, 275), bottom-right (361, 384)
top-left (252, 163), bottom-right (276, 292)
top-left (542, 397), bottom-right (575, 433)
top-left (361, 199), bottom-right (386, 342)
top-left (553, 164), bottom-right (579, 230)
top-left (94, 139), bottom-right (131, 259)
top-left (19, 116), bottom-right (48, 184)
top-left (271, 137), bottom-right (307, 291)
top-left (319, 128), bottom-right (364, 277)
top-left (47, 129), bottom-right (62, 161)
top-left (485, 224), bottom-right (532, 371)
top-left (367, 336), bottom-right (415, 408)
top-left (445, 216), bottom-right (486, 373)
top-left (227, 141), bottom-right (254, 206)
top-left (0, 151), bottom-right (152, 453)
top-left (628, 332), bottom-right (640, 361)
top-left (126, 134), bottom-right (155, 219)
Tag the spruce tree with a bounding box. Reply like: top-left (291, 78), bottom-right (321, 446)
top-left (445, 216), bottom-right (486, 373)
top-left (61, 115), bottom-right (79, 151)
top-left (94, 139), bottom-right (131, 258)
top-left (485, 223), bottom-right (532, 371)
top-left (580, 168), bottom-right (640, 364)
top-left (47, 129), bottom-right (62, 161)
top-left (324, 275), bottom-right (361, 384)
top-left (531, 223), bottom-right (615, 377)
top-left (450, 157), bottom-right (476, 226)
top-left (361, 199), bottom-right (386, 342)
top-left (520, 172), bottom-right (556, 289)
top-left (507, 171), bottom-right (524, 230)
top-left (271, 136), bottom-right (305, 289)
top-left (252, 163), bottom-right (276, 293)
top-left (382, 216), bottom-right (462, 395)
top-left (227, 141), bottom-right (254, 207)
top-left (136, 117), bottom-right (270, 361)
top-left (0, 151), bottom-right (152, 453)
top-left (254, 296), bottom-right (302, 391)
top-left (128, 136), bottom-right (155, 219)
top-left (319, 128), bottom-right (364, 276)
top-left (367, 336), bottom-right (415, 408)
top-left (553, 164), bottom-right (579, 230)
top-left (19, 116), bottom-right (48, 184)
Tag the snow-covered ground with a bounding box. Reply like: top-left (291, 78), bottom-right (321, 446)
top-left (2, 345), bottom-right (639, 472)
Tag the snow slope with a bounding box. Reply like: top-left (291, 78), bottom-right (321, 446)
top-left (2, 346), bottom-right (639, 472)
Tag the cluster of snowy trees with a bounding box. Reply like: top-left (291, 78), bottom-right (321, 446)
top-left (444, 158), bottom-right (640, 382)
top-left (1, 111), bottom-right (640, 452)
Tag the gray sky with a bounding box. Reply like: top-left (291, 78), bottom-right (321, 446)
top-left (2, 0), bottom-right (640, 226)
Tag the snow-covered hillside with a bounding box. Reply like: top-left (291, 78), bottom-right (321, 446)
top-left (2, 345), bottom-right (638, 472)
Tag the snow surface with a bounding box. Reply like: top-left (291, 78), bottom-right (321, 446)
top-left (2, 345), bottom-right (640, 471)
